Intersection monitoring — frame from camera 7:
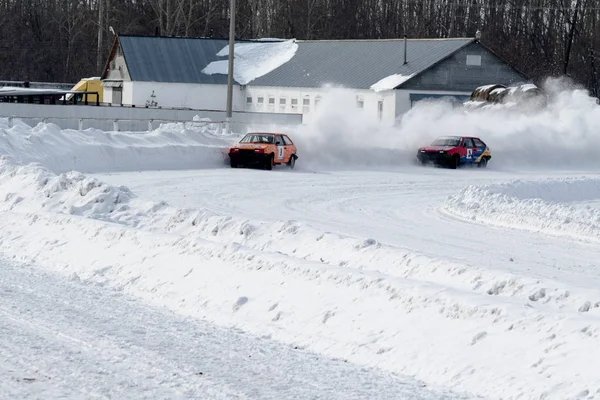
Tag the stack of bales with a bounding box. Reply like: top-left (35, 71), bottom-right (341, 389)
top-left (465, 83), bottom-right (547, 109)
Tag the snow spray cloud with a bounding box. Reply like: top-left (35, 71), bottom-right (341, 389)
top-left (291, 78), bottom-right (600, 171)
top-left (290, 87), bottom-right (426, 169)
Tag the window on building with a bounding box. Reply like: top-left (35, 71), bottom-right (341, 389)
top-left (280, 98), bottom-right (286, 105)
top-left (246, 96), bottom-right (252, 104)
top-left (466, 55), bottom-right (482, 66)
top-left (269, 97), bottom-right (275, 104)
top-left (315, 96), bottom-right (322, 109)
top-left (356, 96), bottom-right (364, 108)
top-left (303, 98), bottom-right (310, 106)
top-left (257, 97), bottom-right (264, 104)
top-left (291, 98), bottom-right (298, 106)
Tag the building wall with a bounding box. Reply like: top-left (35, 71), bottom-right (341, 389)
top-left (401, 42), bottom-right (528, 92)
top-left (395, 89), bottom-right (472, 117)
top-left (245, 86), bottom-right (397, 125)
top-left (123, 81), bottom-right (134, 105)
top-left (123, 82), bottom-right (245, 111)
top-left (104, 49), bottom-right (131, 81)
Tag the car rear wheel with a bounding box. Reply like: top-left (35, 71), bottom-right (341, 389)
top-left (230, 159), bottom-right (238, 168)
top-left (478, 157), bottom-right (488, 168)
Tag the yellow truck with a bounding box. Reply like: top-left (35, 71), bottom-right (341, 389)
top-left (65, 77), bottom-right (104, 103)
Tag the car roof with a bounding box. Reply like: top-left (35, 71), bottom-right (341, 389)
top-left (245, 132), bottom-right (288, 135)
top-left (435, 135), bottom-right (461, 139)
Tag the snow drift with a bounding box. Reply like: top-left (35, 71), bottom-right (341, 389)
top-left (443, 176), bottom-right (600, 242)
top-left (0, 118), bottom-right (239, 174)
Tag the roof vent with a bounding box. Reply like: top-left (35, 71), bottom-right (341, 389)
top-left (476, 30), bottom-right (482, 40)
top-left (403, 35), bottom-right (408, 65)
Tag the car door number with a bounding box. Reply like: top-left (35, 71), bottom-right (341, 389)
top-left (277, 146), bottom-right (284, 159)
top-left (467, 148), bottom-right (472, 159)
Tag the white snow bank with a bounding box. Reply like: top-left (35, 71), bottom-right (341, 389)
top-left (370, 73), bottom-right (415, 92)
top-left (2, 158), bottom-right (600, 399)
top-left (202, 39), bottom-right (298, 85)
top-left (443, 177), bottom-right (600, 242)
top-left (0, 119), bottom-right (239, 174)
top-left (290, 78), bottom-right (600, 171)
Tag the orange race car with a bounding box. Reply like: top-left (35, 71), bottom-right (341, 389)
top-left (228, 132), bottom-right (298, 170)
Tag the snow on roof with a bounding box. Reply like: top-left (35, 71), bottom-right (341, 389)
top-left (370, 73), bottom-right (416, 92)
top-left (521, 83), bottom-right (538, 92)
top-left (202, 39), bottom-right (298, 85)
top-left (478, 84), bottom-right (501, 91)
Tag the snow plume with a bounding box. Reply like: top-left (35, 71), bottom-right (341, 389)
top-left (399, 77), bottom-right (600, 170)
top-left (290, 78), bottom-right (600, 171)
top-left (290, 88), bottom-right (424, 169)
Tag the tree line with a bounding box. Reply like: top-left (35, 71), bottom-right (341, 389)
top-left (1, 0), bottom-right (598, 96)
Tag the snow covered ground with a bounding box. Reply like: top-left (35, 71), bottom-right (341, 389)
top-left (2, 81), bottom-right (600, 399)
top-left (2, 259), bottom-right (464, 400)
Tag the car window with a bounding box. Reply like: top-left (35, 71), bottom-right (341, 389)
top-left (240, 134), bottom-right (274, 144)
top-left (275, 135), bottom-right (284, 145)
top-left (283, 136), bottom-right (293, 145)
top-left (473, 138), bottom-right (486, 148)
top-left (431, 137), bottom-right (461, 147)
top-left (463, 138), bottom-right (475, 148)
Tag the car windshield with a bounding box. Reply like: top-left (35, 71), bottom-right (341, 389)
top-left (431, 137), bottom-right (460, 147)
top-left (240, 134), bottom-right (274, 144)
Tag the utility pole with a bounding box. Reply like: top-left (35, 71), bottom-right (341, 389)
top-left (97, 0), bottom-right (104, 74)
top-left (590, 48), bottom-right (599, 99)
top-left (225, 0), bottom-right (236, 134)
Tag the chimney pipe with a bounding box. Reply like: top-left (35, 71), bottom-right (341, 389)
top-left (403, 35), bottom-right (407, 65)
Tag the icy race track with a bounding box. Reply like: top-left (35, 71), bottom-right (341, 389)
top-left (3, 82), bottom-right (600, 399)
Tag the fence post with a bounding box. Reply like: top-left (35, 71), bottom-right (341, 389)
top-left (7, 116), bottom-right (13, 128)
top-left (148, 119), bottom-right (153, 131)
top-left (78, 119), bottom-right (83, 131)
top-left (113, 120), bottom-right (119, 132)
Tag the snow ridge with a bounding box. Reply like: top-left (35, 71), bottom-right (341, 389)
top-left (443, 177), bottom-right (600, 242)
top-left (0, 119), bottom-right (237, 174)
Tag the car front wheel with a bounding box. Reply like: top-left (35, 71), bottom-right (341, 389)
top-left (287, 155), bottom-right (296, 169)
top-left (265, 154), bottom-right (274, 170)
top-left (450, 155), bottom-right (460, 169)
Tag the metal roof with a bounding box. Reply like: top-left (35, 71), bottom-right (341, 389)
top-left (251, 38), bottom-right (474, 89)
top-left (119, 35), bottom-right (234, 84)
top-left (118, 36), bottom-right (475, 89)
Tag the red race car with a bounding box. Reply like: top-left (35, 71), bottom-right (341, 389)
top-left (416, 136), bottom-right (492, 169)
